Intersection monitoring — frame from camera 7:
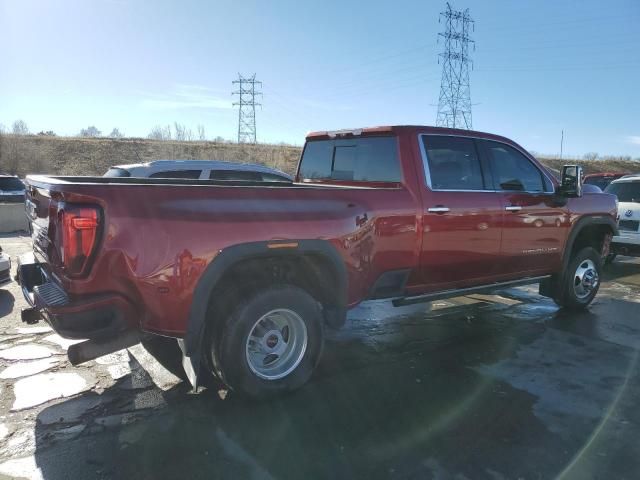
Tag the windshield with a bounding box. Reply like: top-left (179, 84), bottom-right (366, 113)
top-left (605, 182), bottom-right (640, 202)
top-left (0, 177), bottom-right (25, 191)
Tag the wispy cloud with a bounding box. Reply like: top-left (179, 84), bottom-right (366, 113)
top-left (140, 84), bottom-right (232, 110)
top-left (626, 135), bottom-right (640, 146)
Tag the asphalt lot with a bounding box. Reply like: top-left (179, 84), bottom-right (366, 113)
top-left (0, 233), bottom-right (639, 480)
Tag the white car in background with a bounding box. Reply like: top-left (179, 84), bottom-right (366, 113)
top-left (104, 160), bottom-right (293, 182)
top-left (605, 175), bottom-right (640, 261)
top-left (0, 245), bottom-right (11, 287)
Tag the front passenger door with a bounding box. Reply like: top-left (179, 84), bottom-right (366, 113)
top-left (481, 140), bottom-right (567, 276)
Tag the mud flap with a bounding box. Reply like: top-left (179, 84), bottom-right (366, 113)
top-left (539, 275), bottom-right (559, 299)
top-left (177, 338), bottom-right (201, 390)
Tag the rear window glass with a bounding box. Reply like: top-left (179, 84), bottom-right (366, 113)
top-left (149, 170), bottom-right (201, 179)
top-left (605, 182), bottom-right (640, 203)
top-left (0, 177), bottom-right (25, 190)
top-left (299, 137), bottom-right (401, 183)
top-left (104, 168), bottom-right (131, 178)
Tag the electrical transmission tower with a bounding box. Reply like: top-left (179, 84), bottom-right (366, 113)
top-left (436, 3), bottom-right (475, 130)
top-left (232, 74), bottom-right (262, 143)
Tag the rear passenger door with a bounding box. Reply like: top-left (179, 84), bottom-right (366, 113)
top-left (419, 135), bottom-right (504, 289)
top-left (479, 140), bottom-right (567, 276)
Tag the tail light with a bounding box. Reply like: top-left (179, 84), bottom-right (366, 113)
top-left (57, 204), bottom-right (101, 277)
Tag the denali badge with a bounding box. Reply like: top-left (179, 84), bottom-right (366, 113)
top-left (625, 209), bottom-right (633, 218)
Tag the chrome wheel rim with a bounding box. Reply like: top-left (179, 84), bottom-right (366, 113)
top-left (245, 309), bottom-right (308, 380)
top-left (573, 259), bottom-right (599, 299)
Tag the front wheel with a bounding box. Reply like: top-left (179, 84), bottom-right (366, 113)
top-left (554, 247), bottom-right (602, 309)
top-left (208, 285), bottom-right (324, 398)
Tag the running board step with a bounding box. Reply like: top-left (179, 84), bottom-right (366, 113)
top-left (393, 276), bottom-right (550, 307)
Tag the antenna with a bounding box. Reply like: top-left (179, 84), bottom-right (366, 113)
top-left (232, 74), bottom-right (262, 144)
top-left (435, 3), bottom-right (475, 129)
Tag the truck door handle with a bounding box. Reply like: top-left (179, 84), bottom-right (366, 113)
top-left (356, 213), bottom-right (368, 226)
top-left (428, 206), bottom-right (450, 214)
top-left (505, 205), bottom-right (522, 212)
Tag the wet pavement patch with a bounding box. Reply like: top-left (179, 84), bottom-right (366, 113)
top-left (0, 344), bottom-right (58, 361)
top-left (0, 358), bottom-right (59, 379)
top-left (12, 372), bottom-right (96, 411)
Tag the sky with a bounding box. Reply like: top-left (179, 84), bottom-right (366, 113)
top-left (1, 0), bottom-right (639, 157)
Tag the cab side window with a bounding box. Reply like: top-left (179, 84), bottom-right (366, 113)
top-left (421, 135), bottom-right (485, 190)
top-left (484, 141), bottom-right (548, 192)
top-left (149, 170), bottom-right (201, 179)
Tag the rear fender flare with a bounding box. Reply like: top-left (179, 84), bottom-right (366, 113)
top-left (184, 240), bottom-right (347, 358)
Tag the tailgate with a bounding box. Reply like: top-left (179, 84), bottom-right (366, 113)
top-left (25, 181), bottom-right (56, 263)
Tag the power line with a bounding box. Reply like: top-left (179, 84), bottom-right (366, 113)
top-left (232, 73), bottom-right (262, 143)
top-left (436, 2), bottom-right (475, 130)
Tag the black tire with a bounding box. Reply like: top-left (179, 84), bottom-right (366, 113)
top-left (554, 247), bottom-right (602, 309)
top-left (604, 253), bottom-right (617, 265)
top-left (208, 285), bottom-right (324, 398)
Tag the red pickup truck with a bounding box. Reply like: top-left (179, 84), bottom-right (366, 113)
top-left (18, 126), bottom-right (617, 397)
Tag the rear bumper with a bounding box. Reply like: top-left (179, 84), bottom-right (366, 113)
top-left (17, 253), bottom-right (138, 340)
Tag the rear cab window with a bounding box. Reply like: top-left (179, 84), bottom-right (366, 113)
top-left (298, 136), bottom-right (401, 184)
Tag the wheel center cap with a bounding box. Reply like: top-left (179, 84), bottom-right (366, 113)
top-left (266, 335), bottom-right (279, 348)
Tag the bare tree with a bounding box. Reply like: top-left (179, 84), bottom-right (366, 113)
top-left (79, 126), bottom-right (102, 137)
top-left (148, 125), bottom-right (171, 141)
top-left (173, 122), bottom-right (186, 141)
top-left (12, 119), bottom-right (29, 135)
top-left (109, 128), bottom-right (124, 138)
top-left (583, 152), bottom-right (599, 161)
top-left (197, 124), bottom-right (206, 141)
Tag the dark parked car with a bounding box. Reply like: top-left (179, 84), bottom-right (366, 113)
top-left (0, 175), bottom-right (25, 203)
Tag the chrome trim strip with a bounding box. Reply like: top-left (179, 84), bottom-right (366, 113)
top-left (505, 206), bottom-right (523, 211)
top-left (427, 207), bottom-right (450, 213)
top-left (418, 133), bottom-right (555, 194)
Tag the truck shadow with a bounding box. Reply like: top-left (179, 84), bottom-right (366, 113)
top-left (30, 295), bottom-right (640, 479)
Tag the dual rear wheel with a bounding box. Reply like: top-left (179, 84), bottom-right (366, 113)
top-left (206, 285), bottom-right (323, 398)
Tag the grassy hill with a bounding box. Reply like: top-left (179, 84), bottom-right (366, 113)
top-left (0, 135), bottom-right (302, 177)
top-left (0, 134), bottom-right (638, 178)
